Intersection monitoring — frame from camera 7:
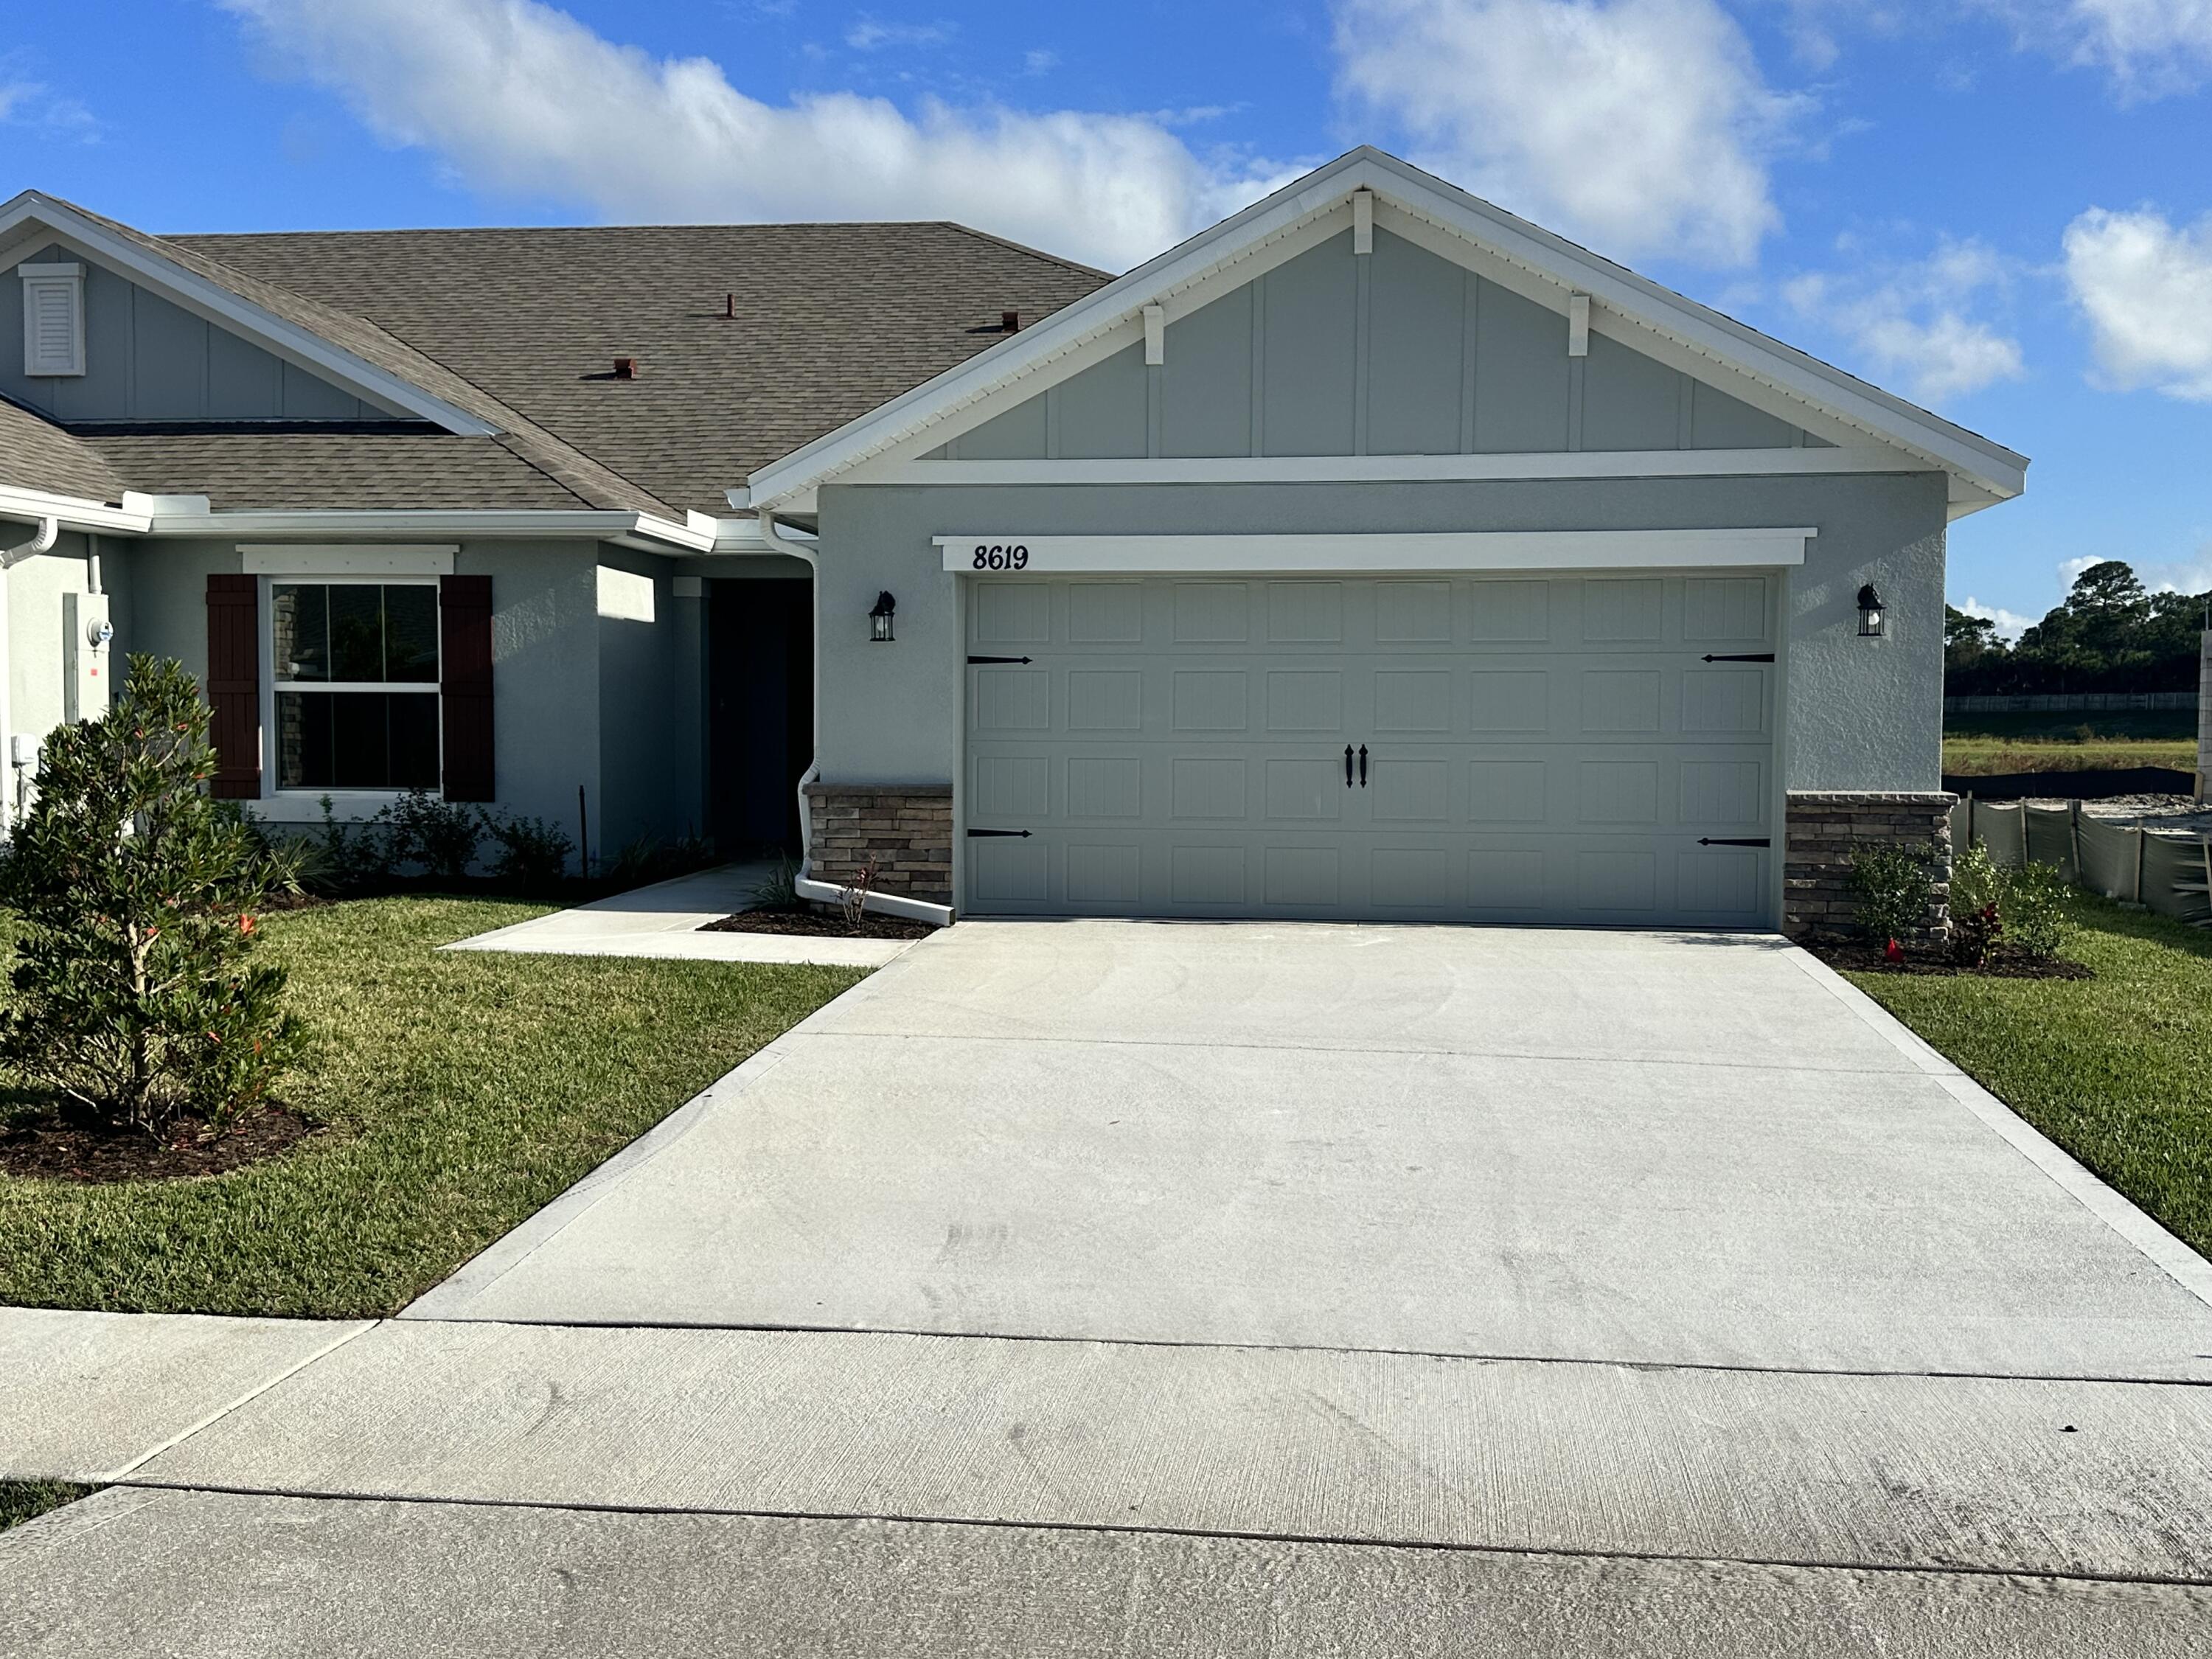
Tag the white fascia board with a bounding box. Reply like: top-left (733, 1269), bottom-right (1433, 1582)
top-left (742, 147), bottom-right (2025, 509)
top-left (936, 527), bottom-right (1815, 574)
top-left (0, 484), bottom-right (150, 534)
top-left (158, 509), bottom-right (703, 549)
top-left (866, 446), bottom-right (1928, 488)
top-left (0, 193), bottom-right (500, 437)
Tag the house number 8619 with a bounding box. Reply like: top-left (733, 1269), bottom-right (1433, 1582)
top-left (971, 544), bottom-right (1030, 570)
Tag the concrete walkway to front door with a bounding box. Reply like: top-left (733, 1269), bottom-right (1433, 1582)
top-left (13, 922), bottom-right (2212, 1654)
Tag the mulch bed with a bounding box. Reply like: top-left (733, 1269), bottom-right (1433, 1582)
top-left (1808, 941), bottom-right (2094, 981)
top-left (701, 908), bottom-right (936, 941)
top-left (0, 1105), bottom-right (321, 1184)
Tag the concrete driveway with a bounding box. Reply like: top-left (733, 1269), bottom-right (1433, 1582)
top-left (408, 919), bottom-right (2212, 1381)
top-left (13, 921), bottom-right (2212, 1655)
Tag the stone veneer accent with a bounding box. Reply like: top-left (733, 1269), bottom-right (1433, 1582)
top-left (804, 782), bottom-right (953, 906)
top-left (1783, 791), bottom-right (1955, 942)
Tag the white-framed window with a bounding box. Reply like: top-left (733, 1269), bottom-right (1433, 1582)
top-left (19, 261), bottom-right (86, 378)
top-left (265, 578), bottom-right (442, 794)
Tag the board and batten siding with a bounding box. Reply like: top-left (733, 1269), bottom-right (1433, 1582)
top-left (0, 243), bottom-right (384, 423)
top-left (937, 229), bottom-right (1821, 464)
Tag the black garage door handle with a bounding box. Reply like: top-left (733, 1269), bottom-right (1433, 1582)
top-left (966, 827), bottom-right (1032, 838)
top-left (1697, 837), bottom-right (1771, 846)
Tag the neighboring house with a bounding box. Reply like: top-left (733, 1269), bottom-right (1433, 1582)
top-left (1, 148), bottom-right (2025, 932)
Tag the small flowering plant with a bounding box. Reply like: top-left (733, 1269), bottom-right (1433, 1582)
top-left (1, 655), bottom-right (307, 1139)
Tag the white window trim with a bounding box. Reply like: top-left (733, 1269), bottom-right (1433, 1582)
top-left (260, 574), bottom-right (443, 802)
top-left (241, 546), bottom-right (456, 577)
top-left (19, 260), bottom-right (85, 378)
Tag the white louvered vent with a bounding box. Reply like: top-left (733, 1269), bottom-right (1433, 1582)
top-left (20, 262), bottom-right (86, 378)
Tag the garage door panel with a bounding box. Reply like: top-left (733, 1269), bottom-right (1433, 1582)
top-left (1173, 582), bottom-right (1251, 642)
top-left (1683, 575), bottom-right (1771, 641)
top-left (967, 572), bottom-right (1777, 927)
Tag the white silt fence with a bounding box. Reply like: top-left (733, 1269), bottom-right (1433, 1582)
top-left (1951, 796), bottom-right (2211, 929)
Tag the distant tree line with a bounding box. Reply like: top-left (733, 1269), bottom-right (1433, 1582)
top-left (1945, 560), bottom-right (2209, 696)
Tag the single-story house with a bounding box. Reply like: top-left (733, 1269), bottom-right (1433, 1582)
top-left (1, 148), bottom-right (2024, 932)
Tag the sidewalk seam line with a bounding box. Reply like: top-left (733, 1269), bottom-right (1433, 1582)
top-left (105, 1479), bottom-right (2212, 1593)
top-left (100, 1319), bottom-right (379, 1484)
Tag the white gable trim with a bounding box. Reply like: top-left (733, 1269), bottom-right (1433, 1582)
top-left (0, 193), bottom-right (500, 437)
top-left (742, 148), bottom-right (2025, 512)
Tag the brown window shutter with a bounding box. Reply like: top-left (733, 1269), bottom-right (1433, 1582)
top-left (439, 574), bottom-right (495, 802)
top-left (205, 573), bottom-right (261, 799)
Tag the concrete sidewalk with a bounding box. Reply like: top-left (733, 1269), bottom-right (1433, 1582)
top-left (8, 1487), bottom-right (2204, 1658)
top-left (444, 861), bottom-right (917, 967)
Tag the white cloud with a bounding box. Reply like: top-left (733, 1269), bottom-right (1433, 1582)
top-left (1986, 0), bottom-right (2212, 98)
top-left (2062, 206), bottom-right (2212, 400)
top-left (1021, 49), bottom-right (1060, 75)
top-left (1784, 239), bottom-right (2026, 404)
top-left (1331, 0), bottom-right (1805, 267)
top-left (844, 17), bottom-right (954, 52)
top-left (1955, 596), bottom-right (2037, 641)
top-left (219, 0), bottom-right (1294, 271)
top-left (0, 60), bottom-right (97, 139)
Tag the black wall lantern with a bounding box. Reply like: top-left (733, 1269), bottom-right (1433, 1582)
top-left (869, 590), bottom-right (897, 643)
top-left (1857, 582), bottom-right (1886, 638)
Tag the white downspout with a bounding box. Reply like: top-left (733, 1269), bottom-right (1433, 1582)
top-left (754, 503), bottom-right (952, 927)
top-left (0, 515), bottom-right (60, 833)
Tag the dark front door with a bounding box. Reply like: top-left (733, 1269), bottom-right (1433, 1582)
top-left (707, 577), bottom-right (813, 853)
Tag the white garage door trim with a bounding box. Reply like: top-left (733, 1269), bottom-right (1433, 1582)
top-left (937, 527), bottom-right (1814, 574)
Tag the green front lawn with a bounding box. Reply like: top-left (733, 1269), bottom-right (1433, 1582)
top-left (0, 898), bottom-right (863, 1318)
top-left (1843, 894), bottom-right (2212, 1261)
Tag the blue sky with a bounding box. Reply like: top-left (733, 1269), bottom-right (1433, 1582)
top-left (5, 0), bottom-right (2210, 629)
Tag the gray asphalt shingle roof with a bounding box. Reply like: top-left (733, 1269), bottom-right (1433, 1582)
top-left (0, 207), bottom-right (1108, 518)
top-left (173, 222), bottom-right (1110, 515)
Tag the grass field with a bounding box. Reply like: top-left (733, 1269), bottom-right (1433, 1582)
top-left (1943, 710), bottom-right (2197, 776)
top-left (1843, 893), bottom-right (2212, 1262)
top-left (0, 897), bottom-right (863, 1318)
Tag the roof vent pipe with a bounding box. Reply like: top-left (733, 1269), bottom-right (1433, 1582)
top-left (1001, 310), bottom-right (1020, 333)
top-left (724, 293), bottom-right (734, 319)
top-left (613, 358), bottom-right (639, 379)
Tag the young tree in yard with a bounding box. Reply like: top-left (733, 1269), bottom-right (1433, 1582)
top-left (1, 655), bottom-right (307, 1139)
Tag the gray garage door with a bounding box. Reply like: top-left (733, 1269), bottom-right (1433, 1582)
top-left (963, 572), bottom-right (1778, 928)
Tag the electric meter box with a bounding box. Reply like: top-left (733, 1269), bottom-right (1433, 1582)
top-left (63, 591), bottom-right (113, 724)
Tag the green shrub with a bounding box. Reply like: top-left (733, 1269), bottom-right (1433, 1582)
top-left (1848, 844), bottom-right (1935, 945)
top-left (1951, 838), bottom-right (2003, 916)
top-left (480, 810), bottom-right (574, 888)
top-left (308, 795), bottom-right (392, 893)
top-left (378, 787), bottom-right (481, 883)
top-left (0, 655), bottom-right (309, 1138)
top-left (2006, 861), bottom-right (2071, 959)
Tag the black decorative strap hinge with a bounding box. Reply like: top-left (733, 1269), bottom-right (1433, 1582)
top-left (1697, 837), bottom-right (1771, 846)
top-left (967, 655), bottom-right (1033, 664)
top-left (1700, 653), bottom-right (1775, 663)
top-left (966, 827), bottom-right (1032, 838)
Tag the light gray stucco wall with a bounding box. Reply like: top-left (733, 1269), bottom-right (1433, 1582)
top-left (1, 242), bottom-right (382, 422)
top-left (813, 471), bottom-right (1950, 793)
top-left (5, 529), bottom-right (116, 745)
top-left (945, 229), bottom-right (1812, 462)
